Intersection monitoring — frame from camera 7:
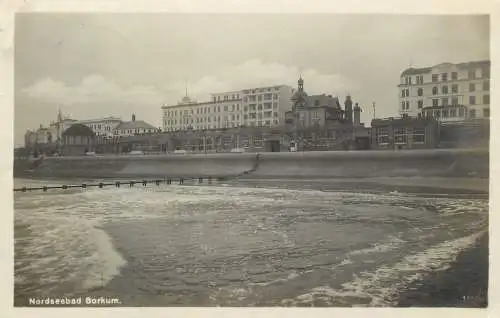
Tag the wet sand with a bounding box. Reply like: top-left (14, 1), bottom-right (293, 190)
top-left (396, 232), bottom-right (488, 307)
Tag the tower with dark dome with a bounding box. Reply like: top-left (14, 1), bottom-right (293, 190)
top-left (291, 76), bottom-right (309, 111)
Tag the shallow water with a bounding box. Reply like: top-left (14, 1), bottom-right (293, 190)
top-left (14, 178), bottom-right (488, 306)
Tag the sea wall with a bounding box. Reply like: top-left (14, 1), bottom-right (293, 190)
top-left (13, 148), bottom-right (489, 180)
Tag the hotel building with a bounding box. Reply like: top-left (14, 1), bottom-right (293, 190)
top-left (398, 60), bottom-right (490, 122)
top-left (161, 85), bottom-right (294, 132)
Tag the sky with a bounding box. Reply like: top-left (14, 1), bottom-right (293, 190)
top-left (14, 13), bottom-right (489, 146)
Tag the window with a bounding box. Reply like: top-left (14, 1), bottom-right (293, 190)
top-left (441, 109), bottom-right (448, 117)
top-left (451, 72), bottom-right (458, 80)
top-left (408, 77), bottom-right (412, 85)
top-left (483, 94), bottom-right (490, 104)
top-left (442, 86), bottom-right (448, 94)
top-left (451, 84), bottom-right (458, 94)
top-left (224, 105), bottom-right (228, 112)
top-left (468, 70), bottom-right (476, 80)
top-left (483, 81), bottom-right (490, 91)
top-left (441, 73), bottom-right (448, 81)
top-left (416, 75), bottom-right (424, 84)
top-left (314, 99), bottom-right (320, 106)
top-left (459, 108), bottom-right (465, 117)
top-left (253, 136), bottom-right (263, 147)
top-left (452, 97), bottom-right (459, 105)
top-left (469, 83), bottom-right (476, 92)
top-left (449, 108), bottom-right (457, 117)
top-left (406, 101), bottom-right (410, 110)
top-left (417, 88), bottom-right (423, 96)
top-left (469, 96), bottom-right (476, 105)
top-left (484, 108), bottom-right (490, 117)
top-left (432, 86), bottom-right (438, 95)
top-left (432, 99), bottom-right (439, 107)
top-left (442, 98), bottom-right (449, 107)
top-left (413, 128), bottom-right (425, 143)
top-left (418, 100), bottom-right (423, 109)
top-left (376, 127), bottom-right (389, 145)
top-left (470, 109), bottom-right (476, 118)
top-left (394, 128), bottom-right (408, 144)
top-left (432, 74), bottom-right (438, 82)
top-left (401, 101), bottom-right (406, 110)
top-left (401, 90), bottom-right (406, 97)
top-left (482, 67), bottom-right (490, 78)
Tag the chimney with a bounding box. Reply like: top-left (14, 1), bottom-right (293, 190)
top-left (132, 114), bottom-right (136, 122)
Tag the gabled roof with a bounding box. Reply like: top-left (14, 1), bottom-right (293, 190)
top-left (456, 60), bottom-right (490, 69)
top-left (115, 120), bottom-right (156, 131)
top-left (400, 67), bottom-right (432, 76)
top-left (401, 60), bottom-right (490, 77)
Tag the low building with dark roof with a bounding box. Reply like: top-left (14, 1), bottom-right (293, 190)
top-left (61, 123), bottom-right (96, 155)
top-left (113, 114), bottom-right (158, 137)
top-left (370, 116), bottom-right (439, 150)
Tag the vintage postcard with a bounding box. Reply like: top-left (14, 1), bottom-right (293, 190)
top-left (4, 1), bottom-right (496, 317)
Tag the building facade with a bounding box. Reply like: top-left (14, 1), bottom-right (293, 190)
top-left (398, 60), bottom-right (490, 122)
top-left (75, 117), bottom-right (122, 138)
top-left (283, 77), bottom-right (370, 151)
top-left (370, 117), bottom-right (439, 150)
top-left (161, 85), bottom-right (294, 132)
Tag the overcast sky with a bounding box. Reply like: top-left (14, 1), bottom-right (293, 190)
top-left (14, 13), bottom-right (489, 146)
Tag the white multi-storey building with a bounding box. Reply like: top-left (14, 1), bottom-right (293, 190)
top-left (240, 85), bottom-right (294, 128)
top-left (161, 85), bottom-right (294, 132)
top-left (75, 117), bottom-right (122, 138)
top-left (398, 60), bottom-right (490, 122)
